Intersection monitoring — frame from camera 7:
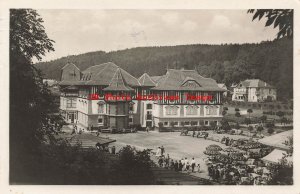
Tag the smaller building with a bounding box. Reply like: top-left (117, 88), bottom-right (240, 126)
top-left (217, 83), bottom-right (228, 97)
top-left (232, 79), bottom-right (276, 102)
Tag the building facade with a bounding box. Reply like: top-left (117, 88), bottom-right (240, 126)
top-left (59, 62), bottom-right (225, 131)
top-left (231, 79), bottom-right (277, 102)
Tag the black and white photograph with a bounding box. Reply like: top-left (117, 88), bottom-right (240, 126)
top-left (1, 0), bottom-right (299, 192)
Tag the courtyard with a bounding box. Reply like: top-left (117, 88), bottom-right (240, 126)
top-left (102, 131), bottom-right (250, 179)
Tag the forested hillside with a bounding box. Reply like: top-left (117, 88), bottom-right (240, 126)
top-left (35, 38), bottom-right (293, 100)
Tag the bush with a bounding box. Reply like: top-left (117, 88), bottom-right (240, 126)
top-left (265, 123), bottom-right (275, 128)
top-left (276, 111), bottom-right (285, 117)
top-left (235, 112), bottom-right (241, 117)
top-left (244, 118), bottom-right (251, 125)
top-left (220, 118), bottom-right (231, 132)
top-left (111, 145), bottom-right (154, 184)
top-left (267, 128), bottom-right (274, 135)
top-left (257, 125), bottom-right (264, 133)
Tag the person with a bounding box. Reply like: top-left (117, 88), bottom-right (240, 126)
top-left (184, 157), bottom-right (188, 171)
top-left (71, 125), bottom-right (76, 135)
top-left (146, 126), bottom-right (149, 133)
top-left (170, 159), bottom-right (174, 170)
top-left (111, 145), bottom-right (116, 154)
top-left (186, 161), bottom-right (190, 172)
top-left (174, 160), bottom-right (179, 172)
top-left (158, 157), bottom-right (163, 167)
top-left (197, 163), bottom-right (201, 173)
top-left (165, 155), bottom-right (170, 168)
top-left (165, 154), bottom-right (170, 168)
top-left (156, 147), bottom-right (161, 157)
top-left (191, 158), bottom-right (196, 172)
top-left (179, 159), bottom-right (183, 171)
top-left (197, 131), bottom-right (200, 138)
top-left (96, 143), bottom-right (101, 150)
top-left (225, 137), bottom-right (229, 146)
top-left (192, 130), bottom-right (195, 137)
top-left (161, 146), bottom-right (165, 156)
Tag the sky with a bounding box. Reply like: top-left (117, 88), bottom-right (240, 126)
top-left (37, 9), bottom-right (278, 62)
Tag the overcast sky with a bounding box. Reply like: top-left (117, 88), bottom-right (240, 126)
top-left (37, 9), bottom-right (278, 62)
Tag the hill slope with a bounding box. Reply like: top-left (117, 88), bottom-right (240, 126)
top-left (35, 38), bottom-right (293, 100)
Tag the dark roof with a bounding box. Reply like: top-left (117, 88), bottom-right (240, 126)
top-left (151, 75), bottom-right (165, 83)
top-left (238, 79), bottom-right (274, 88)
top-left (138, 73), bottom-right (156, 87)
top-left (78, 62), bottom-right (140, 87)
top-left (103, 68), bottom-right (134, 91)
top-left (59, 63), bottom-right (81, 85)
top-left (151, 69), bottom-right (226, 91)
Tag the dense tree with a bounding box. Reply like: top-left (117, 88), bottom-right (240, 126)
top-left (10, 9), bottom-right (60, 183)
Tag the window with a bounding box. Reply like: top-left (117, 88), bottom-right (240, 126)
top-left (174, 122), bottom-right (179, 126)
top-left (129, 117), bottom-right (133, 123)
top-left (206, 106), bottom-right (217, 115)
top-left (98, 117), bottom-right (103, 124)
top-left (204, 120), bottom-right (209, 126)
top-left (186, 105), bottom-right (198, 115)
top-left (129, 104), bottom-right (134, 111)
top-left (146, 104), bottom-right (152, 110)
top-left (184, 121), bottom-right (190, 126)
top-left (146, 111), bottom-right (152, 120)
top-left (164, 122), bottom-right (168, 126)
top-left (165, 105), bottom-right (178, 115)
top-left (67, 98), bottom-right (76, 108)
top-left (98, 104), bottom-right (104, 114)
top-left (191, 121), bottom-right (198, 126)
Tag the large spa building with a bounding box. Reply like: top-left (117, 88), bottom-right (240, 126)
top-left (59, 62), bottom-right (225, 131)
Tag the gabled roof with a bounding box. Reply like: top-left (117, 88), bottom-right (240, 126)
top-left (151, 69), bottom-right (225, 91)
top-left (71, 62), bottom-right (140, 87)
top-left (59, 62), bottom-right (81, 85)
top-left (217, 83), bottom-right (227, 89)
top-left (61, 62), bottom-right (80, 71)
top-left (138, 73), bottom-right (156, 87)
top-left (236, 79), bottom-right (274, 88)
top-left (103, 68), bottom-right (134, 91)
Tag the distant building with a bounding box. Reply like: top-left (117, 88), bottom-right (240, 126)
top-left (59, 62), bottom-right (226, 131)
top-left (217, 83), bottom-right (228, 97)
top-left (232, 79), bottom-right (277, 102)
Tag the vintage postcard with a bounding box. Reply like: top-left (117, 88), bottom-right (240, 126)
top-left (0, 0), bottom-right (299, 194)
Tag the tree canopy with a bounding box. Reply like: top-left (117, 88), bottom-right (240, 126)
top-left (248, 9), bottom-right (293, 39)
top-left (10, 9), bottom-right (60, 183)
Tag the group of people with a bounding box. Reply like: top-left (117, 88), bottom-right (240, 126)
top-left (155, 146), bottom-right (201, 173)
top-left (207, 159), bottom-right (272, 185)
